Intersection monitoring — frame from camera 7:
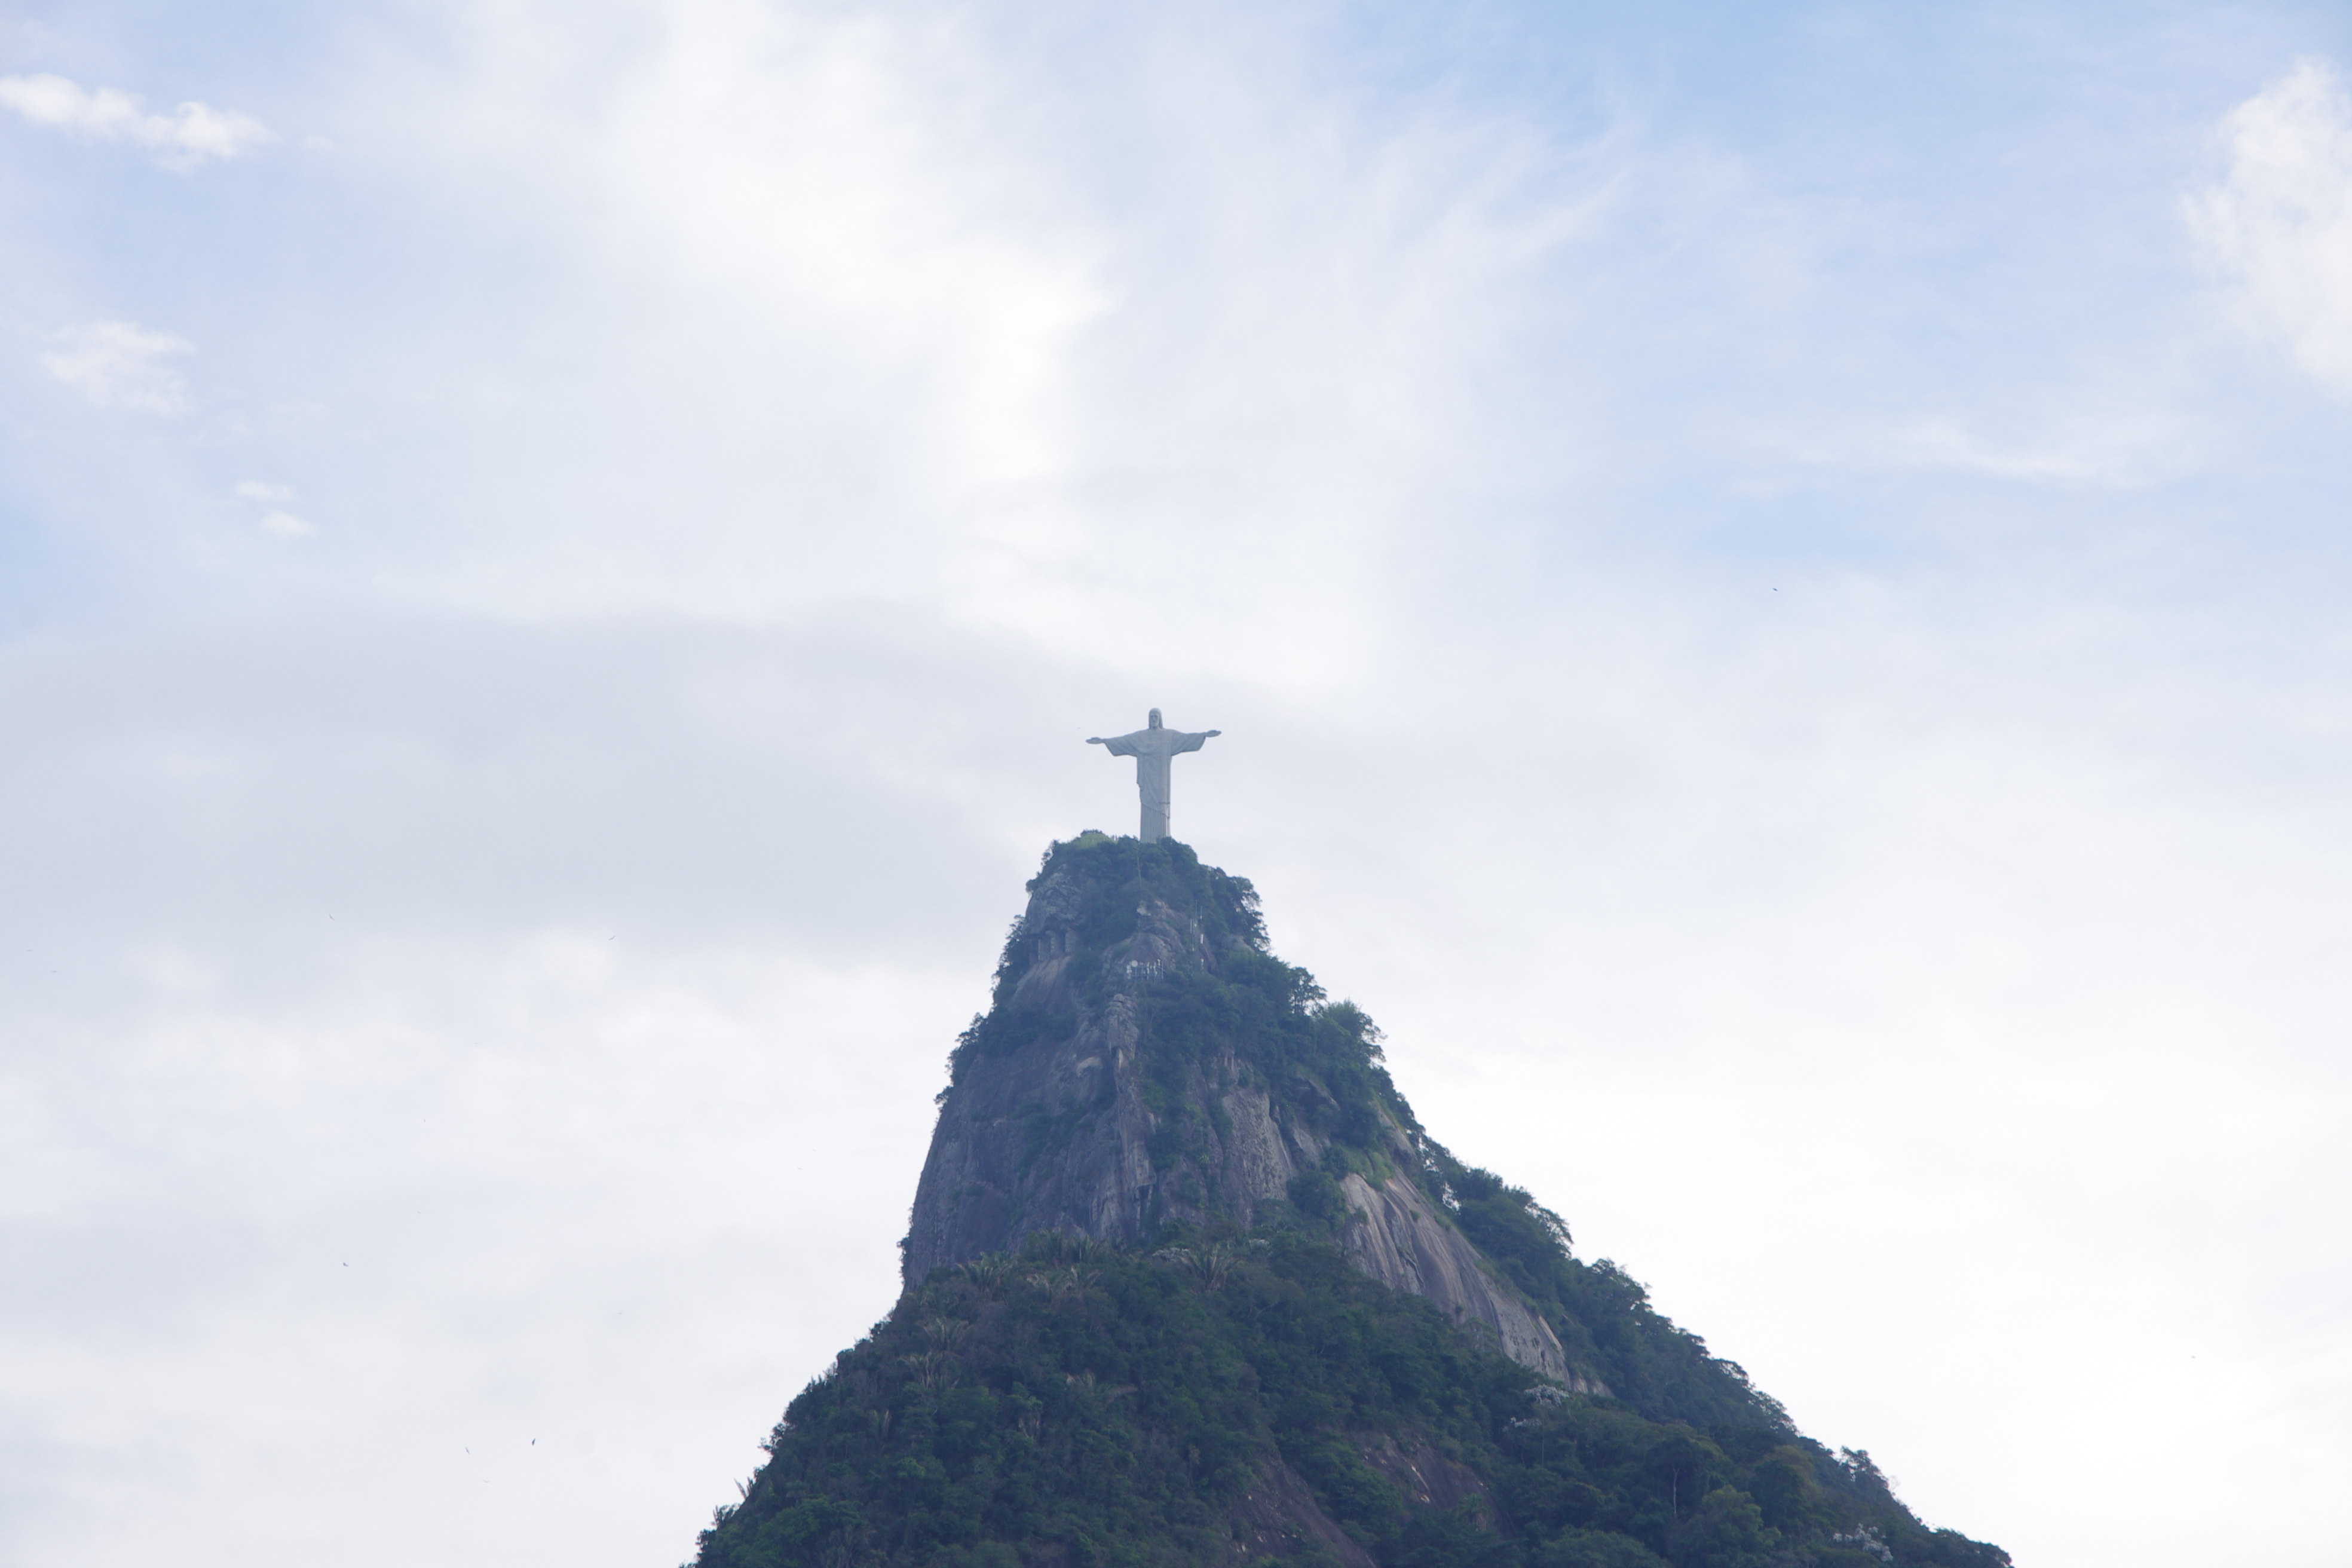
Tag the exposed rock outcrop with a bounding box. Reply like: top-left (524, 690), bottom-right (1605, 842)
top-left (1337, 1170), bottom-right (1571, 1383)
top-left (1353, 1434), bottom-right (1497, 1519)
top-left (900, 853), bottom-right (1292, 1279)
top-left (903, 835), bottom-right (1583, 1388)
top-left (1225, 1458), bottom-right (1379, 1567)
top-left (1221, 1438), bottom-right (1497, 1565)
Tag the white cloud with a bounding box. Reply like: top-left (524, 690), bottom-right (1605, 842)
top-left (2187, 59), bottom-right (2352, 397)
top-left (235, 482), bottom-right (314, 535)
top-left (0, 72), bottom-right (269, 168)
top-left (42, 321), bottom-right (194, 414)
top-left (1757, 405), bottom-right (2211, 489)
top-left (320, 2), bottom-right (1600, 694)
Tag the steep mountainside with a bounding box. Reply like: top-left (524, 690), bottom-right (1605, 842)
top-left (693, 835), bottom-right (2007, 1568)
top-left (904, 835), bottom-right (1573, 1389)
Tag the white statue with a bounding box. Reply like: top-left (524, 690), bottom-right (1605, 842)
top-left (1087, 709), bottom-right (1221, 843)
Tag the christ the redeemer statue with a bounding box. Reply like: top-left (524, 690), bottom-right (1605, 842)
top-left (1088, 709), bottom-right (1220, 843)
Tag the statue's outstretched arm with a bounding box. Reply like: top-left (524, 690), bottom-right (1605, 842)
top-left (1086, 737), bottom-right (1106, 745)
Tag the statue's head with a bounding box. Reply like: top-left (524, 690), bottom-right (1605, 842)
top-left (1147, 708), bottom-right (1163, 728)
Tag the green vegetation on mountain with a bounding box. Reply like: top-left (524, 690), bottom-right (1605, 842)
top-left (693, 1231), bottom-right (2000, 1568)
top-left (694, 837), bottom-right (2007, 1567)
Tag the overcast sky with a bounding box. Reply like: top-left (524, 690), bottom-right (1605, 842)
top-left (5, 3), bottom-right (2351, 1565)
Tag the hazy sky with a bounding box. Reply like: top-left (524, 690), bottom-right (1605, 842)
top-left (5, 4), bottom-right (2351, 1564)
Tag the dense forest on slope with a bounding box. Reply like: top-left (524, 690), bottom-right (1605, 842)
top-left (693, 1233), bottom-right (2002, 1568)
top-left (695, 837), bottom-right (2007, 1567)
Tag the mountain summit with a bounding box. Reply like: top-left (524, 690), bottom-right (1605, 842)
top-left (693, 836), bottom-right (2007, 1568)
top-left (904, 834), bottom-right (1570, 1386)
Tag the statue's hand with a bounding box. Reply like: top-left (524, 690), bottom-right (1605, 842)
top-left (1086, 737), bottom-right (1105, 745)
top-left (1204, 730), bottom-right (1222, 737)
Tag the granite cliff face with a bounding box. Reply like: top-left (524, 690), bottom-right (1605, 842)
top-left (904, 833), bottom-right (1582, 1387)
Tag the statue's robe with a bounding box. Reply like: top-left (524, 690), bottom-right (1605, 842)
top-left (1095, 725), bottom-right (1215, 842)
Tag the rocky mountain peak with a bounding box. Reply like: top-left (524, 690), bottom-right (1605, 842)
top-left (696, 835), bottom-right (2011, 1568)
top-left (903, 833), bottom-right (1576, 1386)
